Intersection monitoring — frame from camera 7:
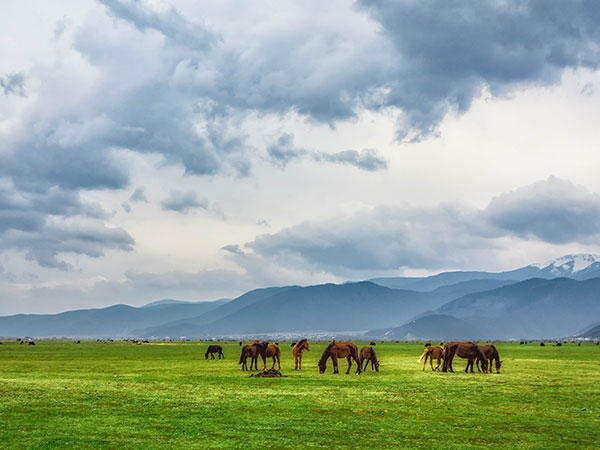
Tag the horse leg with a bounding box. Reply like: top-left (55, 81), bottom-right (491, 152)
top-left (332, 355), bottom-right (339, 374)
top-left (346, 355), bottom-right (352, 374)
top-left (429, 355), bottom-right (435, 372)
top-left (298, 355), bottom-right (301, 370)
top-left (211, 352), bottom-right (215, 359)
top-left (220, 351), bottom-right (224, 359)
top-left (277, 355), bottom-right (281, 371)
top-left (294, 355), bottom-right (298, 370)
top-left (435, 358), bottom-right (441, 371)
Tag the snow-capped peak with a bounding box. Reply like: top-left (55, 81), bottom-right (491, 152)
top-left (533, 254), bottom-right (600, 274)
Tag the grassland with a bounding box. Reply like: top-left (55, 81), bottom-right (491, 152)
top-left (0, 340), bottom-right (598, 449)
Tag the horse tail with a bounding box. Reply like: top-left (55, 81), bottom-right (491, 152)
top-left (418, 348), bottom-right (429, 362)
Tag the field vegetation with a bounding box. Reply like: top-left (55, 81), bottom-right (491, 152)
top-left (0, 340), bottom-right (598, 449)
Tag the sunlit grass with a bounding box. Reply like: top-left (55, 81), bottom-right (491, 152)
top-left (0, 341), bottom-right (598, 449)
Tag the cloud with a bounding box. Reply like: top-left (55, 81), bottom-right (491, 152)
top-left (0, 181), bottom-right (132, 269)
top-left (3, 1), bottom-right (600, 274)
top-left (230, 178), bottom-right (600, 275)
top-left (483, 177), bottom-right (600, 243)
top-left (99, 0), bottom-right (215, 50)
top-left (0, 72), bottom-right (25, 96)
top-left (0, 267), bottom-right (254, 314)
top-left (239, 204), bottom-right (492, 274)
top-left (1, 220), bottom-right (134, 270)
top-left (267, 133), bottom-right (387, 171)
top-left (129, 187), bottom-right (148, 203)
top-left (161, 190), bottom-right (208, 214)
top-left (359, 0), bottom-right (600, 140)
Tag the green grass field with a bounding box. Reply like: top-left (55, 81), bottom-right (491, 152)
top-left (0, 340), bottom-right (598, 449)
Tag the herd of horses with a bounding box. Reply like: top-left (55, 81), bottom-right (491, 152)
top-left (205, 339), bottom-right (501, 374)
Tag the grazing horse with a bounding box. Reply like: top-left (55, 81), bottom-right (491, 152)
top-left (239, 342), bottom-right (267, 371)
top-left (292, 339), bottom-right (310, 370)
top-left (442, 342), bottom-right (488, 373)
top-left (474, 345), bottom-right (502, 373)
top-left (205, 344), bottom-right (224, 360)
top-left (318, 341), bottom-right (361, 374)
top-left (359, 346), bottom-right (379, 372)
top-left (263, 343), bottom-right (281, 370)
top-left (419, 346), bottom-right (445, 371)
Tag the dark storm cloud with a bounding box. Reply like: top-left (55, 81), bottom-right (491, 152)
top-left (359, 0), bottom-right (600, 140)
top-left (483, 177), bottom-right (600, 243)
top-left (268, 133), bottom-right (387, 171)
top-left (0, 72), bottom-right (25, 97)
top-left (161, 190), bottom-right (208, 214)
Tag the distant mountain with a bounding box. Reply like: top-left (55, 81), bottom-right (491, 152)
top-left (137, 286), bottom-right (300, 337)
top-left (3, 253), bottom-right (599, 340)
top-left (370, 254), bottom-right (600, 291)
top-left (0, 300), bottom-right (226, 338)
top-left (138, 282), bottom-right (451, 338)
top-left (368, 314), bottom-right (485, 341)
top-left (435, 277), bottom-right (600, 339)
top-left (577, 323), bottom-right (600, 339)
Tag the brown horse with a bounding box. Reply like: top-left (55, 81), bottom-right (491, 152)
top-left (418, 346), bottom-right (445, 371)
top-left (474, 345), bottom-right (502, 373)
top-left (292, 339), bottom-right (310, 370)
top-left (264, 343), bottom-right (281, 370)
top-left (238, 342), bottom-right (268, 371)
top-left (318, 341), bottom-right (361, 374)
top-left (205, 344), bottom-right (224, 360)
top-left (442, 342), bottom-right (488, 373)
top-left (359, 346), bottom-right (379, 372)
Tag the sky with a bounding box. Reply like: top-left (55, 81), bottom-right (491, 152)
top-left (2, 0), bottom-right (600, 314)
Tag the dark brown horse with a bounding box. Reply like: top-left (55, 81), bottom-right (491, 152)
top-left (442, 342), bottom-right (488, 373)
top-left (292, 339), bottom-right (310, 370)
top-left (359, 346), bottom-right (379, 372)
top-left (238, 342), bottom-right (268, 371)
top-left (419, 345), bottom-right (445, 371)
top-left (474, 345), bottom-right (502, 373)
top-left (318, 341), bottom-right (361, 374)
top-left (205, 344), bottom-right (224, 360)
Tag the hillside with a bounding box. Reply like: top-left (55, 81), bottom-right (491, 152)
top-left (368, 314), bottom-right (485, 340)
top-left (435, 277), bottom-right (600, 339)
top-left (139, 282), bottom-right (449, 337)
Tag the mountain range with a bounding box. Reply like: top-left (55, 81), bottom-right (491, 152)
top-left (1, 254), bottom-right (599, 340)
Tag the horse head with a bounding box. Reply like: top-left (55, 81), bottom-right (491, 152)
top-left (495, 359), bottom-right (503, 373)
top-left (475, 346), bottom-right (489, 373)
top-left (318, 357), bottom-right (327, 374)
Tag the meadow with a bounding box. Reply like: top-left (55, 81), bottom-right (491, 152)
top-left (0, 340), bottom-right (598, 449)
